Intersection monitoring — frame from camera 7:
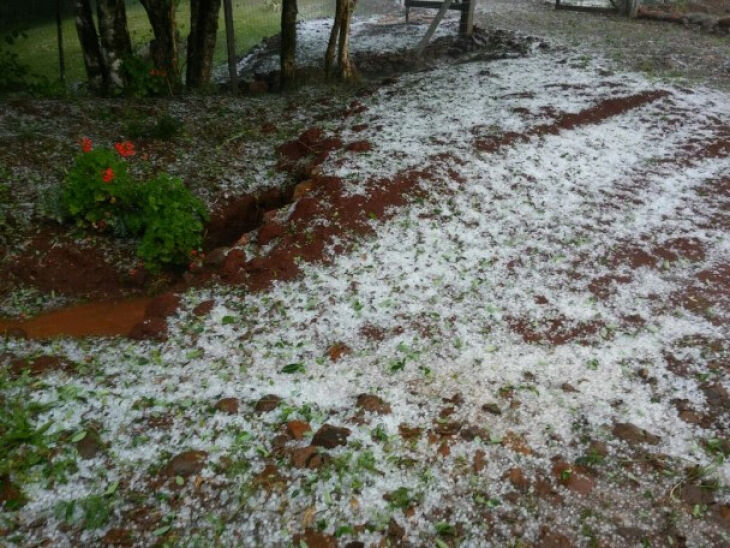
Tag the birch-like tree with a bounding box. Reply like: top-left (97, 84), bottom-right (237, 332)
top-left (325, 0), bottom-right (357, 81)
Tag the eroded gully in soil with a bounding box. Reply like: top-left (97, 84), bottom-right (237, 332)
top-left (0, 89), bottom-right (683, 341)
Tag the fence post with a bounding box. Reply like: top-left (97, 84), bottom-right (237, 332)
top-left (460, 0), bottom-right (475, 36)
top-left (223, 0), bottom-right (238, 92)
top-left (56, 0), bottom-right (66, 87)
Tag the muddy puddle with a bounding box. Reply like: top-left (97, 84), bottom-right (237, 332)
top-left (0, 298), bottom-right (151, 339)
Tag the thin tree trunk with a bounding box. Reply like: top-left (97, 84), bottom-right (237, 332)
top-left (187, 0), bottom-right (222, 88)
top-left (324, 0), bottom-right (344, 78)
top-left (280, 0), bottom-right (298, 90)
top-left (56, 0), bottom-right (66, 87)
top-left (139, 0), bottom-right (181, 92)
top-left (97, 0), bottom-right (132, 91)
top-left (337, 0), bottom-right (356, 81)
top-left (73, 0), bottom-right (107, 94)
top-left (223, 0), bottom-right (238, 91)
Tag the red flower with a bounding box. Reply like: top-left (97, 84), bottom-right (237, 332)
top-left (114, 141), bottom-right (135, 158)
top-left (80, 137), bottom-right (93, 153)
top-left (101, 167), bottom-right (115, 183)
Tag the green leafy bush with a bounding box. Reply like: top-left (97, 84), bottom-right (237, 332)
top-left (62, 140), bottom-right (208, 270)
top-left (137, 174), bottom-right (209, 268)
top-left (0, 31), bottom-right (33, 94)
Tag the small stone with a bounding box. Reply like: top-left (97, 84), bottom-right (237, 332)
top-left (460, 425), bottom-right (489, 442)
top-left (481, 402), bottom-right (502, 415)
top-left (215, 397), bottom-right (239, 414)
top-left (327, 342), bottom-right (352, 362)
top-left (286, 420), bottom-right (312, 440)
top-left (507, 467), bottom-right (530, 491)
top-left (434, 421), bottom-right (461, 436)
top-left (291, 446), bottom-right (324, 469)
top-left (76, 428), bottom-right (104, 460)
top-left (346, 140), bottom-right (372, 153)
top-left (193, 300), bottom-right (215, 317)
top-left (442, 392), bottom-right (464, 406)
top-left (356, 394), bottom-right (391, 414)
top-left (254, 394), bottom-right (281, 413)
top-left (387, 518), bottom-right (405, 541)
top-left (165, 450), bottom-right (207, 477)
top-left (473, 449), bottom-right (487, 473)
top-left (612, 422), bottom-right (660, 445)
top-left (312, 424), bottom-right (351, 448)
top-left (398, 424), bottom-right (422, 440)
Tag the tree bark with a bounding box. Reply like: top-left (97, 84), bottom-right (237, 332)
top-left (280, 0), bottom-right (298, 90)
top-left (325, 0), bottom-right (357, 81)
top-left (324, 0), bottom-right (344, 78)
top-left (73, 0), bottom-right (107, 94)
top-left (187, 0), bottom-right (222, 88)
top-left (139, 0), bottom-right (181, 92)
top-left (96, 0), bottom-right (132, 91)
top-left (337, 0), bottom-right (356, 80)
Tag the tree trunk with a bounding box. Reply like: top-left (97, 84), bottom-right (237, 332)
top-left (280, 0), bottom-right (298, 90)
top-left (325, 0), bottom-right (357, 81)
top-left (324, 0), bottom-right (344, 78)
top-left (187, 0), bottom-right (221, 88)
top-left (73, 0), bottom-right (107, 94)
top-left (96, 0), bottom-right (132, 91)
top-left (223, 0), bottom-right (238, 91)
top-left (139, 0), bottom-right (181, 92)
top-left (336, 0), bottom-right (356, 81)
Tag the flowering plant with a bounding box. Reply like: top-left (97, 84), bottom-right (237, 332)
top-left (63, 139), bottom-right (208, 270)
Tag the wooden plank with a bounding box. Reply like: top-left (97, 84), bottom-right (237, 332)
top-left (405, 0), bottom-right (469, 11)
top-left (416, 0), bottom-right (454, 56)
top-left (555, 4), bottom-right (618, 14)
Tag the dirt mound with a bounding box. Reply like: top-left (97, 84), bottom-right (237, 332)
top-left (7, 236), bottom-right (123, 298)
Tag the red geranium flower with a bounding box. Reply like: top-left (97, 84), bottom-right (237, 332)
top-left (114, 141), bottom-right (135, 158)
top-left (101, 167), bottom-right (115, 183)
top-left (80, 137), bottom-right (93, 153)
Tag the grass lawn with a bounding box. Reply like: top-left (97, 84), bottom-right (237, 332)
top-left (6, 0), bottom-right (334, 85)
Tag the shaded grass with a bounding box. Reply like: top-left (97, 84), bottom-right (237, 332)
top-left (7, 0), bottom-right (334, 85)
